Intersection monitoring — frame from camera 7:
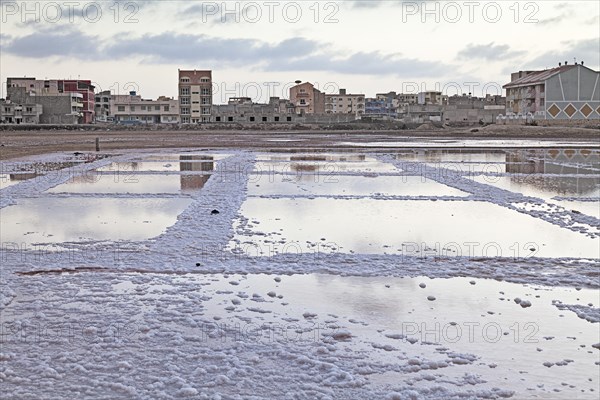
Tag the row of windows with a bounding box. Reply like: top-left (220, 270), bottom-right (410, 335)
top-left (180, 107), bottom-right (211, 115)
top-left (180, 98), bottom-right (211, 105)
top-left (117, 105), bottom-right (170, 112)
top-left (180, 88), bottom-right (211, 95)
top-left (180, 77), bottom-right (210, 83)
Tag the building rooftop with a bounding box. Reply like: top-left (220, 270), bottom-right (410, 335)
top-left (503, 65), bottom-right (577, 89)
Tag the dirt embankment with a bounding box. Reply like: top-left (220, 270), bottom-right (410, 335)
top-left (0, 125), bottom-right (598, 160)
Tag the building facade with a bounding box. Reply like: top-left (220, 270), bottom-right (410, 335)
top-left (110, 92), bottom-right (179, 124)
top-left (212, 97), bottom-right (295, 123)
top-left (0, 99), bottom-right (43, 124)
top-left (325, 89), bottom-right (365, 117)
top-left (178, 69), bottom-right (212, 124)
top-left (289, 82), bottom-right (325, 115)
top-left (6, 77), bottom-right (95, 123)
top-left (503, 63), bottom-right (600, 120)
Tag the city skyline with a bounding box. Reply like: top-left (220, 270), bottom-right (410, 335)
top-left (1, 1), bottom-right (599, 102)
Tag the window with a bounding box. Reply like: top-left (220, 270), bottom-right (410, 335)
top-left (180, 98), bottom-right (189, 105)
top-left (228, 116), bottom-right (233, 122)
top-left (164, 106), bottom-right (169, 111)
top-left (118, 106), bottom-right (125, 111)
top-left (180, 87), bottom-right (190, 96)
top-left (201, 89), bottom-right (210, 95)
top-left (180, 77), bottom-right (190, 83)
top-left (181, 107), bottom-right (190, 115)
top-left (287, 116), bottom-right (292, 121)
top-left (249, 117), bottom-right (255, 122)
top-left (95, 97), bottom-right (100, 102)
top-left (300, 89), bottom-right (306, 93)
top-left (192, 101), bottom-right (199, 104)
top-left (182, 117), bottom-right (190, 123)
top-left (141, 106), bottom-right (146, 110)
top-left (155, 106), bottom-right (160, 111)
top-left (202, 98), bottom-right (210, 105)
top-left (202, 107), bottom-right (210, 114)
top-left (130, 106), bottom-right (135, 111)
top-left (215, 116), bottom-right (221, 122)
top-left (274, 116), bottom-right (280, 122)
top-left (262, 117), bottom-right (267, 122)
top-left (200, 78), bottom-right (210, 83)
top-left (26, 107), bottom-right (33, 113)
top-left (192, 91), bottom-right (199, 95)
top-left (300, 99), bottom-right (306, 105)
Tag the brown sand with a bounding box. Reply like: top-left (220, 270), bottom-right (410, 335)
top-left (1, 125), bottom-right (598, 160)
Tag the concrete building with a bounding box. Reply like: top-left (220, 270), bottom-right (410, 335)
top-left (503, 62), bottom-right (600, 120)
top-left (178, 69), bottom-right (212, 124)
top-left (0, 99), bottom-right (43, 124)
top-left (6, 86), bottom-right (82, 124)
top-left (397, 93), bottom-right (419, 105)
top-left (289, 81), bottom-right (325, 115)
top-left (418, 91), bottom-right (447, 106)
top-left (325, 89), bottom-right (365, 117)
top-left (94, 90), bottom-right (112, 122)
top-left (364, 97), bottom-right (398, 119)
top-left (212, 97), bottom-right (295, 123)
top-left (110, 92), bottom-right (179, 124)
top-left (6, 77), bottom-right (95, 123)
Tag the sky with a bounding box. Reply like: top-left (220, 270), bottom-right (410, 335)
top-left (1, 0), bottom-right (599, 103)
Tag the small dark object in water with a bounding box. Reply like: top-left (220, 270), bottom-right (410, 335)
top-left (571, 210), bottom-right (581, 214)
top-left (211, 209), bottom-right (220, 215)
top-left (470, 129), bottom-right (479, 133)
top-left (196, 262), bottom-right (201, 267)
top-left (74, 152), bottom-right (83, 156)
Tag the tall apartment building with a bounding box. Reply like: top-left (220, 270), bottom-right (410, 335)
top-left (6, 77), bottom-right (95, 123)
top-left (289, 81), bottom-right (325, 115)
top-left (178, 69), bottom-right (212, 123)
top-left (325, 89), bottom-right (365, 117)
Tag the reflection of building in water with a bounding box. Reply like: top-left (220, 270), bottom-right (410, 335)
top-left (289, 155), bottom-right (366, 162)
top-left (9, 173), bottom-right (39, 181)
top-left (506, 149), bottom-right (599, 174)
top-left (179, 156), bottom-right (214, 191)
top-left (180, 175), bottom-right (210, 192)
top-left (505, 149), bottom-right (599, 196)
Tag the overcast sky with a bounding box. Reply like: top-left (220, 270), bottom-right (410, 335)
top-left (1, 0), bottom-right (598, 103)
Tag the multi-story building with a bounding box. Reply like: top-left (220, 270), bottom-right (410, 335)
top-left (417, 91), bottom-right (446, 106)
top-left (397, 93), bottom-right (419, 105)
top-left (325, 89), bottom-right (365, 117)
top-left (364, 98), bottom-right (398, 119)
top-left (6, 86), bottom-right (82, 124)
top-left (110, 92), bottom-right (179, 124)
top-left (289, 81), bottom-right (325, 115)
top-left (178, 69), bottom-right (212, 123)
top-left (503, 62), bottom-right (600, 120)
top-left (94, 90), bottom-right (112, 121)
top-left (0, 99), bottom-right (43, 124)
top-left (6, 77), bottom-right (95, 123)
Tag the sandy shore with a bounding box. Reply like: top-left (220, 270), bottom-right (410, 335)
top-left (1, 124), bottom-right (598, 160)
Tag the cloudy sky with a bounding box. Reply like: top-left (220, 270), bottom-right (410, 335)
top-left (1, 0), bottom-right (598, 103)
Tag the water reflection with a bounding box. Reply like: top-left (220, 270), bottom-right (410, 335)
top-left (506, 149), bottom-right (599, 175)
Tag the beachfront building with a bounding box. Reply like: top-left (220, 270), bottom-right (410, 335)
top-left (178, 69), bottom-right (213, 124)
top-left (0, 98), bottom-right (43, 124)
top-left (110, 92), bottom-right (179, 124)
top-left (289, 81), bottom-right (325, 115)
top-left (6, 77), bottom-right (95, 123)
top-left (325, 89), bottom-right (365, 117)
top-left (212, 97), bottom-right (295, 123)
top-left (503, 62), bottom-right (600, 120)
